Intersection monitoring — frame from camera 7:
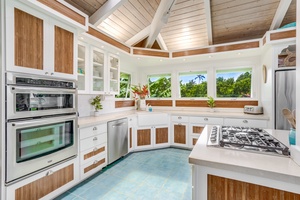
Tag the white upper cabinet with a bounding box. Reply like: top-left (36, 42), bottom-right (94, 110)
top-left (107, 54), bottom-right (120, 95)
top-left (91, 46), bottom-right (106, 94)
top-left (6, 1), bottom-right (77, 79)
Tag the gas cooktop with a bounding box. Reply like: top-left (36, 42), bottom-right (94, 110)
top-left (207, 125), bottom-right (290, 157)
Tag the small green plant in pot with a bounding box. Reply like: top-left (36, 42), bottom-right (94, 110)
top-left (207, 96), bottom-right (215, 112)
top-left (91, 95), bottom-right (103, 116)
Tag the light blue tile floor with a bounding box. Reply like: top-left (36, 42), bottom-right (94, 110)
top-left (55, 148), bottom-right (192, 200)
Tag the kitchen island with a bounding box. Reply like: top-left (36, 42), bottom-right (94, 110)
top-left (189, 125), bottom-right (300, 200)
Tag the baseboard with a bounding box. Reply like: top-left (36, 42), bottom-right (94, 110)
top-left (290, 145), bottom-right (300, 166)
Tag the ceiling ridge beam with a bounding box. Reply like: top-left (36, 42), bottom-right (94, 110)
top-left (269, 0), bottom-right (292, 30)
top-left (144, 0), bottom-right (177, 48)
top-left (203, 0), bottom-right (213, 45)
top-left (89, 0), bottom-right (127, 26)
top-left (125, 25), bottom-right (151, 46)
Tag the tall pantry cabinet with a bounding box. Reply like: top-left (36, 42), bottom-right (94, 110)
top-left (5, 1), bottom-right (77, 79)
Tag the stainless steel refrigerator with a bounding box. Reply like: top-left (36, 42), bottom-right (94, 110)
top-left (275, 69), bottom-right (296, 130)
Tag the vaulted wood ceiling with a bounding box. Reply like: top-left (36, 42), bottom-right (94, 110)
top-left (66, 0), bottom-right (296, 51)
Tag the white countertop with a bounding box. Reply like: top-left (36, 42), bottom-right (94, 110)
top-left (78, 109), bottom-right (269, 128)
top-left (189, 125), bottom-right (300, 181)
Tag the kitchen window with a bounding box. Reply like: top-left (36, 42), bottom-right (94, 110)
top-left (147, 73), bottom-right (172, 98)
top-left (116, 72), bottom-right (131, 98)
top-left (216, 68), bottom-right (252, 98)
top-left (179, 71), bottom-right (207, 98)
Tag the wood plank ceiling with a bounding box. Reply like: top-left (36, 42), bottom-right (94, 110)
top-left (66, 0), bottom-right (296, 51)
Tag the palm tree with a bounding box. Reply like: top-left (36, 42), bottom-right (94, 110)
top-left (194, 74), bottom-right (205, 83)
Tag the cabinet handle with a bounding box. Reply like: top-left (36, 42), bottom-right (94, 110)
top-left (45, 72), bottom-right (49, 75)
top-left (50, 72), bottom-right (54, 75)
top-left (93, 137), bottom-right (98, 141)
top-left (204, 118), bottom-right (208, 121)
top-left (93, 127), bottom-right (97, 131)
top-left (178, 116), bottom-right (182, 119)
top-left (93, 160), bottom-right (98, 164)
top-left (93, 147), bottom-right (98, 152)
top-left (243, 120), bottom-right (248, 123)
top-left (46, 170), bottom-right (53, 176)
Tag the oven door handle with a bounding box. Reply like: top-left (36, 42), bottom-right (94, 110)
top-left (8, 114), bottom-right (77, 128)
top-left (9, 86), bottom-right (76, 94)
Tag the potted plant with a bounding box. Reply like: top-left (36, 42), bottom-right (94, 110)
top-left (207, 96), bottom-right (215, 112)
top-left (131, 84), bottom-right (149, 110)
top-left (90, 95), bottom-right (103, 116)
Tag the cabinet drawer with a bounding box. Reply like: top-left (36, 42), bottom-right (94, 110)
top-left (171, 115), bottom-right (189, 123)
top-left (190, 117), bottom-right (223, 125)
top-left (80, 134), bottom-right (107, 151)
top-left (80, 123), bottom-right (107, 140)
top-left (80, 154), bottom-right (106, 180)
top-left (224, 118), bottom-right (267, 128)
top-left (80, 144), bottom-right (106, 164)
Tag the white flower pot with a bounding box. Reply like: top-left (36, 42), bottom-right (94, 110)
top-left (139, 99), bottom-right (146, 110)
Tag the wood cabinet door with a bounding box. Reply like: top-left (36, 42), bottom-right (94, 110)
top-left (54, 26), bottom-right (74, 75)
top-left (15, 164), bottom-right (74, 200)
top-left (174, 124), bottom-right (186, 144)
top-left (208, 174), bottom-right (300, 200)
top-left (155, 127), bottom-right (168, 144)
top-left (137, 129), bottom-right (151, 146)
top-left (14, 8), bottom-right (43, 70)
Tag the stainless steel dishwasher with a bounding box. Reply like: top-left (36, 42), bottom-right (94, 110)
top-left (107, 118), bottom-right (128, 164)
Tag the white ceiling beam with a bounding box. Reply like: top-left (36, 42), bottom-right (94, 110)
top-left (269, 0), bottom-right (292, 30)
top-left (89, 0), bottom-right (127, 26)
top-left (203, 0), bottom-right (213, 45)
top-left (125, 26), bottom-right (151, 46)
top-left (157, 34), bottom-right (168, 50)
top-left (144, 0), bottom-right (177, 48)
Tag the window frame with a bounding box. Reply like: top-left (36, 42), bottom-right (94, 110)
top-left (214, 66), bottom-right (255, 99)
top-left (147, 73), bottom-right (172, 99)
top-left (177, 70), bottom-right (208, 99)
top-left (115, 71), bottom-right (132, 99)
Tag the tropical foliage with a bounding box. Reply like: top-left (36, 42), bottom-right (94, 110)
top-left (216, 71), bottom-right (251, 97)
top-left (180, 73), bottom-right (207, 97)
top-left (148, 76), bottom-right (171, 98)
top-left (116, 72), bottom-right (131, 98)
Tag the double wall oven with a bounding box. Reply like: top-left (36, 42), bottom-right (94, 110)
top-left (5, 72), bottom-right (78, 184)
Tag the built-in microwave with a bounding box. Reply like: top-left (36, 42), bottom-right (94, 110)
top-left (6, 72), bottom-right (77, 120)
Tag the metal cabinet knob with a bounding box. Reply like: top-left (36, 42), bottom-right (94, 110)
top-left (93, 127), bottom-right (97, 131)
top-left (45, 72), bottom-right (49, 75)
top-left (51, 72), bottom-right (54, 75)
top-left (93, 137), bottom-right (98, 141)
top-left (243, 120), bottom-right (248, 123)
top-left (178, 116), bottom-right (182, 119)
top-left (204, 118), bottom-right (208, 121)
top-left (93, 147), bottom-right (98, 152)
top-left (93, 160), bottom-right (98, 164)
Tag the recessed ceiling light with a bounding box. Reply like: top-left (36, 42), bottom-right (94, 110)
top-left (237, 52), bottom-right (241, 55)
top-left (160, 59), bottom-right (162, 62)
top-left (183, 59), bottom-right (186, 61)
top-left (101, 45), bottom-right (104, 48)
top-left (116, 52), bottom-right (119, 55)
top-left (80, 37), bottom-right (84, 40)
top-left (208, 55), bottom-right (213, 58)
top-left (137, 57), bottom-right (140, 60)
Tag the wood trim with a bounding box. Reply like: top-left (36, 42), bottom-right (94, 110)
top-left (115, 100), bottom-right (135, 108)
top-left (133, 49), bottom-right (170, 58)
top-left (14, 8), bottom-right (43, 70)
top-left (270, 29), bottom-right (296, 41)
top-left (87, 27), bottom-right (130, 53)
top-left (192, 138), bottom-right (198, 145)
top-left (137, 129), bottom-right (151, 146)
top-left (15, 164), bottom-right (74, 200)
top-left (54, 26), bottom-right (74, 74)
top-left (145, 100), bottom-right (173, 107)
top-left (84, 146), bottom-right (105, 160)
top-left (129, 128), bottom-right (132, 148)
top-left (193, 126), bottom-right (204, 134)
top-left (155, 127), bottom-right (168, 144)
top-left (172, 41), bottom-right (259, 57)
top-left (208, 174), bottom-right (300, 200)
top-left (175, 100), bottom-right (258, 108)
top-left (84, 158), bottom-right (105, 174)
top-left (37, 0), bottom-right (85, 26)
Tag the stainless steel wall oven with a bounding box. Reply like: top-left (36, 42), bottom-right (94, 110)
top-left (5, 72), bottom-right (78, 184)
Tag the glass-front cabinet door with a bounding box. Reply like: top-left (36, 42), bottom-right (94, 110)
top-left (91, 47), bottom-right (105, 93)
top-left (108, 54), bottom-right (120, 94)
top-left (77, 42), bottom-right (89, 93)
